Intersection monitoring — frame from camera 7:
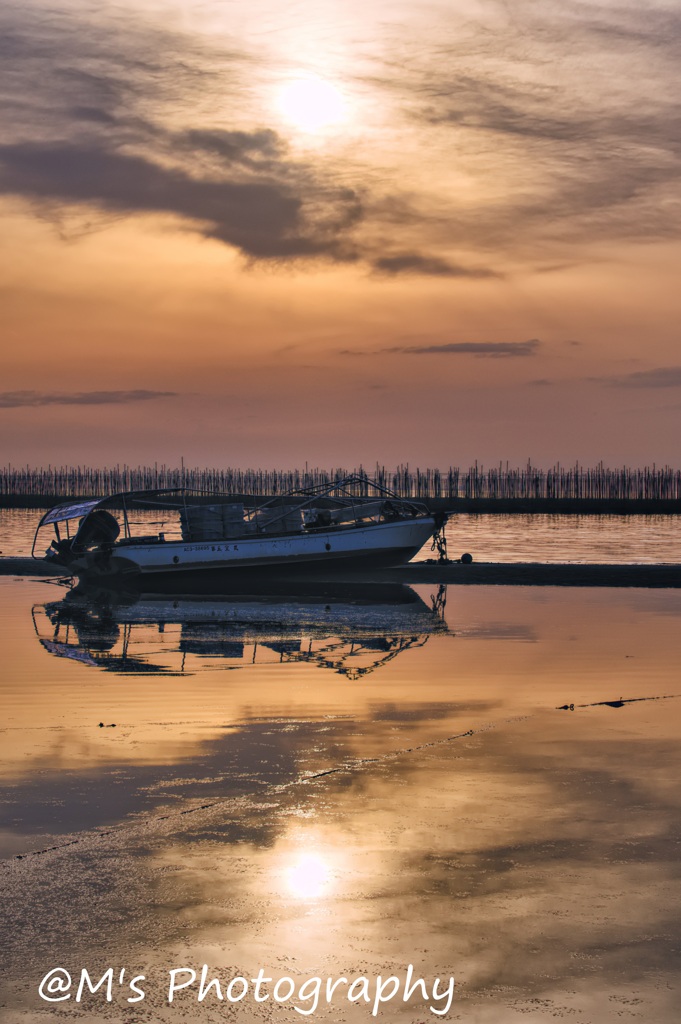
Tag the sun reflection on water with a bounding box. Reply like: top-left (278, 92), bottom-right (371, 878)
top-left (285, 850), bottom-right (333, 899)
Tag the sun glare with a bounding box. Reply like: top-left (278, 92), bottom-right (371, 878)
top-left (277, 75), bottom-right (347, 133)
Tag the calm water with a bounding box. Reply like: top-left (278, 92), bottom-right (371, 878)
top-left (6, 506), bottom-right (681, 563)
top-left (1, 573), bottom-right (680, 1022)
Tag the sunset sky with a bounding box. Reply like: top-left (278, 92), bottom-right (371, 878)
top-left (2, 0), bottom-right (680, 469)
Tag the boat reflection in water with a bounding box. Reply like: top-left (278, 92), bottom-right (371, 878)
top-left (33, 581), bottom-right (449, 679)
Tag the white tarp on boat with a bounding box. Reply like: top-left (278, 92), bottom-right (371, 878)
top-left (39, 498), bottom-right (104, 526)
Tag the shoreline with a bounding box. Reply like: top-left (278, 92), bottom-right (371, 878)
top-left (3, 557), bottom-right (680, 587)
top-left (2, 494), bottom-right (681, 514)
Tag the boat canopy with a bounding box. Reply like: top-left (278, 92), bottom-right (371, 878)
top-left (39, 497), bottom-right (108, 526)
top-left (40, 638), bottom-right (99, 666)
top-left (38, 488), bottom-right (186, 527)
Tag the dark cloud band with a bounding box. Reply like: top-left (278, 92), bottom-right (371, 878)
top-left (594, 367), bottom-right (681, 388)
top-left (341, 340), bottom-right (541, 358)
top-left (372, 253), bottom-right (498, 278)
top-left (0, 390), bottom-right (178, 408)
top-left (386, 340), bottom-right (541, 357)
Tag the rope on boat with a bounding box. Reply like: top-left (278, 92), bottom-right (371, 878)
top-left (430, 513), bottom-right (450, 564)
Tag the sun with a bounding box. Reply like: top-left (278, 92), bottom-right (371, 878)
top-left (276, 75), bottom-right (347, 133)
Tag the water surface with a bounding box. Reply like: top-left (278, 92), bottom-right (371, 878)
top-left (1, 575), bottom-right (680, 1022)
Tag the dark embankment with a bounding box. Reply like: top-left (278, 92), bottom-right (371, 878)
top-left (2, 494), bottom-right (681, 514)
top-left (3, 557), bottom-right (680, 587)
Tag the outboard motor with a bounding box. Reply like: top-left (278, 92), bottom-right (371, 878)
top-left (48, 537), bottom-right (78, 566)
top-left (48, 509), bottom-right (121, 567)
top-left (74, 510), bottom-right (120, 549)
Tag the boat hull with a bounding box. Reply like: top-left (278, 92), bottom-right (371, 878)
top-left (67, 517), bottom-right (437, 587)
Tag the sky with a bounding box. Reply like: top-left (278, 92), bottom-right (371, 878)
top-left (1, 0), bottom-right (680, 470)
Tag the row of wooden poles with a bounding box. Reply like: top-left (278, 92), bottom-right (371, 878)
top-left (2, 463), bottom-right (681, 500)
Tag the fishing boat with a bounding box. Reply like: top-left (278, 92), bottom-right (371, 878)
top-left (33, 476), bottom-right (446, 586)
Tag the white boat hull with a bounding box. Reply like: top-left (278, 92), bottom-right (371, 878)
top-left (69, 517), bottom-right (437, 582)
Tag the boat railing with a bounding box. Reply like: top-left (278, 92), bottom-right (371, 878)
top-left (33, 476), bottom-right (431, 555)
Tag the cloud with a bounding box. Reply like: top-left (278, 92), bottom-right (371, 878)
top-left (339, 337), bottom-right (540, 358)
top-left (368, 1), bottom-right (681, 253)
top-left (0, 139), bottom-right (362, 260)
top-left (593, 367), bottom-right (681, 389)
top-left (0, 390), bottom-right (178, 408)
top-left (2, 0), bottom-right (679, 274)
top-left (371, 252), bottom-right (498, 277)
top-left (69, 106), bottom-right (118, 125)
top-left (387, 339), bottom-right (540, 357)
top-left (0, 4), bottom-right (362, 264)
top-left (340, 339), bottom-right (541, 358)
